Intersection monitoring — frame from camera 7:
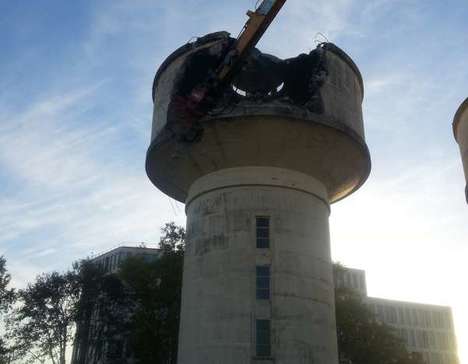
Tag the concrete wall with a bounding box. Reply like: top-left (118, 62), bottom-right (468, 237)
top-left (453, 98), bottom-right (468, 203)
top-left (146, 38), bottom-right (370, 204)
top-left (178, 167), bottom-right (338, 364)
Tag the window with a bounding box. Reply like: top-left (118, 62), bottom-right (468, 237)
top-left (409, 330), bottom-right (416, 347)
top-left (376, 304), bottom-right (385, 321)
top-left (256, 217), bottom-right (270, 248)
top-left (400, 328), bottom-right (409, 344)
top-left (411, 308), bottom-right (419, 326)
top-left (424, 310), bottom-right (432, 328)
top-left (256, 319), bottom-right (271, 357)
top-left (359, 275), bottom-right (365, 290)
top-left (387, 306), bottom-right (397, 324)
top-left (421, 330), bottom-right (429, 348)
top-left (398, 307), bottom-right (405, 324)
top-left (256, 266), bottom-right (271, 300)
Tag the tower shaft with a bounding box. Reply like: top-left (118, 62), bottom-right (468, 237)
top-left (178, 167), bottom-right (337, 363)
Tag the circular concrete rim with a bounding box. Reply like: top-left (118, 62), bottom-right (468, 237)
top-left (152, 31), bottom-right (231, 103)
top-left (322, 43), bottom-right (364, 98)
top-left (145, 114), bottom-right (372, 205)
top-left (151, 32), bottom-right (364, 103)
top-left (185, 166), bottom-right (330, 212)
top-left (453, 97), bottom-right (468, 143)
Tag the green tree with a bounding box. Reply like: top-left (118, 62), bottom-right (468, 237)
top-left (72, 223), bottom-right (185, 364)
top-left (0, 256), bottom-right (15, 311)
top-left (0, 256), bottom-right (15, 363)
top-left (119, 222), bottom-right (185, 364)
top-left (8, 270), bottom-right (80, 364)
top-left (334, 265), bottom-right (425, 364)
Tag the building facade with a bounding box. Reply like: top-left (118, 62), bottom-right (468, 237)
top-left (91, 246), bottom-right (160, 274)
top-left (337, 267), bottom-right (459, 364)
top-left (334, 266), bottom-right (367, 296)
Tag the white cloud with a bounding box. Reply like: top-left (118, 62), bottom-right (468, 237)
top-left (2, 1), bottom-right (468, 362)
top-left (0, 84), bottom-right (185, 288)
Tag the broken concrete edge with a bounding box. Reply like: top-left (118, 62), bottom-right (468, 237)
top-left (152, 32), bottom-right (231, 103)
top-left (151, 31), bottom-right (364, 103)
top-left (321, 43), bottom-right (364, 98)
top-left (453, 97), bottom-right (468, 143)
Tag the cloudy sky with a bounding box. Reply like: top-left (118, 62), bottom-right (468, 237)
top-left (1, 0), bottom-right (467, 362)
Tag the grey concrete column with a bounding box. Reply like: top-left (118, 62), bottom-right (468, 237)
top-left (177, 167), bottom-right (338, 364)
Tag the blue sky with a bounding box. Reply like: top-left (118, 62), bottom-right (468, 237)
top-left (1, 0), bottom-right (467, 362)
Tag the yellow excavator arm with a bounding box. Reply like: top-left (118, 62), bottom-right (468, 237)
top-left (216, 0), bottom-right (287, 82)
top-left (187, 0), bottom-right (287, 108)
top-left (178, 0), bottom-right (287, 141)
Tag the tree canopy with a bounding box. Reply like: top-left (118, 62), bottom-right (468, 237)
top-left (0, 256), bottom-right (15, 363)
top-left (119, 222), bottom-right (185, 364)
top-left (7, 270), bottom-right (80, 364)
top-left (0, 256), bottom-right (15, 311)
top-left (72, 222), bottom-right (185, 364)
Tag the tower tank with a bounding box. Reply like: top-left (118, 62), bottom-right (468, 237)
top-left (453, 98), bottom-right (468, 203)
top-left (146, 32), bottom-right (371, 364)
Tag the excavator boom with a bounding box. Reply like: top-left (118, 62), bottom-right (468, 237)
top-left (217, 0), bottom-right (287, 82)
top-left (180, 0), bottom-right (287, 141)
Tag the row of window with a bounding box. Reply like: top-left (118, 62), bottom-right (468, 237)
top-left (96, 251), bottom-right (158, 273)
top-left (97, 252), bottom-right (126, 273)
top-left (396, 328), bottom-right (455, 351)
top-left (418, 351), bottom-right (459, 364)
top-left (336, 271), bottom-right (366, 292)
top-left (371, 303), bottom-right (452, 330)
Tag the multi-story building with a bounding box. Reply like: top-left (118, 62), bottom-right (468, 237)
top-left (72, 246), bottom-right (160, 364)
top-left (334, 266), bottom-right (367, 296)
top-left (92, 246), bottom-right (161, 274)
top-left (336, 267), bottom-right (459, 364)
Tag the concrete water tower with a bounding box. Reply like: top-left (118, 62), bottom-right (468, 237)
top-left (146, 29), bottom-right (370, 364)
top-left (453, 98), bottom-right (468, 203)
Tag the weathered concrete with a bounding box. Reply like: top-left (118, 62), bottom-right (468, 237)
top-left (179, 167), bottom-right (337, 364)
top-left (146, 32), bottom-right (370, 364)
top-left (453, 98), bottom-right (468, 203)
top-left (146, 34), bottom-right (370, 203)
